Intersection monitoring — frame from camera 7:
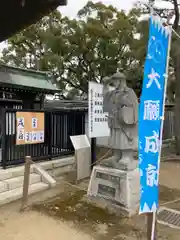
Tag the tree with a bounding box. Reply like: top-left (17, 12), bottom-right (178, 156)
top-left (1, 1), bottom-right (143, 98)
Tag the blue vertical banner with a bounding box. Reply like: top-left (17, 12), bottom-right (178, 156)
top-left (139, 15), bottom-right (172, 213)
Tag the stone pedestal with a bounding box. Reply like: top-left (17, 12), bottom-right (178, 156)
top-left (87, 166), bottom-right (139, 216)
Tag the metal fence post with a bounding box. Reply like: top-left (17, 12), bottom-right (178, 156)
top-left (47, 112), bottom-right (53, 159)
top-left (1, 108), bottom-right (7, 169)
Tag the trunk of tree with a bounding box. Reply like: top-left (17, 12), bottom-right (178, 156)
top-left (174, 55), bottom-right (180, 154)
top-left (172, 0), bottom-right (180, 153)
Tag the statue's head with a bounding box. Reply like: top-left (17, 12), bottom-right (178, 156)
top-left (111, 72), bottom-right (127, 88)
top-left (102, 76), bottom-right (111, 85)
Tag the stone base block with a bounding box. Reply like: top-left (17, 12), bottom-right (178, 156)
top-left (87, 166), bottom-right (139, 216)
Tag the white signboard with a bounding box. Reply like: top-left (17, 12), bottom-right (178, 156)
top-left (88, 81), bottom-right (110, 138)
top-left (70, 135), bottom-right (90, 150)
top-left (70, 135), bottom-right (91, 182)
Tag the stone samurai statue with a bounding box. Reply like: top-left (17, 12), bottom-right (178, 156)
top-left (102, 72), bottom-right (138, 171)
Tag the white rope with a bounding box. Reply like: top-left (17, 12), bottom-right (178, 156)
top-left (172, 28), bottom-right (180, 40)
top-left (138, 5), bottom-right (180, 40)
top-left (160, 197), bottom-right (180, 206)
top-left (154, 11), bottom-right (180, 40)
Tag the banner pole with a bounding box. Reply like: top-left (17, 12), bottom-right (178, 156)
top-left (149, 23), bottom-right (172, 240)
top-left (146, 9), bottom-right (157, 240)
top-left (147, 212), bottom-right (156, 240)
top-left (151, 212), bottom-right (156, 240)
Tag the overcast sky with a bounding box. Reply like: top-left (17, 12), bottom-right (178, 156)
top-left (0, 0), bottom-right (137, 49)
top-left (59, 0), bottom-right (136, 18)
top-left (0, 0), bottom-right (173, 49)
top-left (59, 0), bottom-right (172, 18)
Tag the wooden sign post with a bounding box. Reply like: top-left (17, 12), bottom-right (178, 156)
top-left (20, 156), bottom-right (31, 211)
